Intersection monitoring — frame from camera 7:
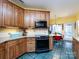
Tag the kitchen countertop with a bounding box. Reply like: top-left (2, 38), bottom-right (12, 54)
top-left (0, 36), bottom-right (36, 44)
top-left (0, 35), bottom-right (54, 44)
top-left (73, 36), bottom-right (79, 42)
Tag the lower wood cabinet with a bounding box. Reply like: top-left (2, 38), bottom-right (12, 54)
top-left (73, 38), bottom-right (79, 59)
top-left (18, 38), bottom-right (27, 56)
top-left (0, 43), bottom-right (5, 59)
top-left (5, 38), bottom-right (27, 59)
top-left (49, 37), bottom-right (53, 50)
top-left (5, 40), bottom-right (17, 59)
top-left (0, 37), bottom-right (52, 59)
top-left (27, 37), bottom-right (35, 52)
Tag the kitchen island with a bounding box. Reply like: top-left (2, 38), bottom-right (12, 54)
top-left (0, 36), bottom-right (53, 59)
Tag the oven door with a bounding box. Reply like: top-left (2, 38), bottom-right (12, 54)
top-left (35, 36), bottom-right (49, 52)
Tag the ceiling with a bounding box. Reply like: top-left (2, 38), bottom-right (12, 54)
top-left (11, 0), bottom-right (79, 17)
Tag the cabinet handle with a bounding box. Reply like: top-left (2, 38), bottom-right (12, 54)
top-left (29, 43), bottom-right (32, 44)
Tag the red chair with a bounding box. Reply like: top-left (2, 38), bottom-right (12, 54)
top-left (54, 36), bottom-right (62, 41)
top-left (53, 36), bottom-right (63, 48)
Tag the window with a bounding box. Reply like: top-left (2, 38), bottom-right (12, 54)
top-left (50, 24), bottom-right (62, 34)
top-left (76, 20), bottom-right (79, 36)
top-left (64, 23), bottom-right (74, 37)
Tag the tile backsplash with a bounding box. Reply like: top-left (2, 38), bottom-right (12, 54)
top-left (0, 28), bottom-right (23, 38)
top-left (0, 28), bottom-right (22, 33)
top-left (26, 29), bottom-right (49, 36)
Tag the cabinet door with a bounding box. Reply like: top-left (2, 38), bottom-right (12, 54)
top-left (0, 48), bottom-right (5, 59)
top-left (27, 38), bottom-right (35, 52)
top-left (29, 11), bottom-right (35, 28)
top-left (6, 41), bottom-right (17, 59)
top-left (49, 37), bottom-right (53, 50)
top-left (22, 39), bottom-right (27, 53)
top-left (3, 1), bottom-right (7, 26)
top-left (45, 12), bottom-right (50, 27)
top-left (0, 0), bottom-right (3, 26)
top-left (17, 7), bottom-right (24, 27)
top-left (35, 11), bottom-right (41, 21)
top-left (14, 5), bottom-right (18, 27)
top-left (6, 3), bottom-right (14, 26)
top-left (40, 11), bottom-right (46, 20)
top-left (0, 43), bottom-right (5, 59)
top-left (15, 44), bottom-right (20, 58)
top-left (8, 45), bottom-right (16, 59)
top-left (24, 10), bottom-right (30, 28)
top-left (18, 38), bottom-right (27, 55)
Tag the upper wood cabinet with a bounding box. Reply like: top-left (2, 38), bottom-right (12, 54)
top-left (17, 7), bottom-right (24, 27)
top-left (24, 10), bottom-right (35, 28)
top-left (24, 10), bottom-right (50, 28)
top-left (40, 11), bottom-right (46, 20)
top-left (45, 12), bottom-right (50, 27)
top-left (0, 0), bottom-right (50, 28)
top-left (0, 0), bottom-right (24, 27)
top-left (6, 2), bottom-right (14, 26)
top-left (24, 10), bottom-right (30, 28)
top-left (7, 4), bottom-right (24, 27)
top-left (0, 0), bottom-right (3, 27)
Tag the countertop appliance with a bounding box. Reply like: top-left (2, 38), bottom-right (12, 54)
top-left (35, 21), bottom-right (47, 28)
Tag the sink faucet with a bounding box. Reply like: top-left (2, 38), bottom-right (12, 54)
top-left (8, 33), bottom-right (12, 37)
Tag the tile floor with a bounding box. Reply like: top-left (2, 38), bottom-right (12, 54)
top-left (18, 40), bottom-right (75, 59)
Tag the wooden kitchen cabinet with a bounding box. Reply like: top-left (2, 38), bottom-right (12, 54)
top-left (45, 12), bottom-right (50, 27)
top-left (17, 8), bottom-right (24, 27)
top-left (0, 0), bottom-right (3, 27)
top-left (18, 38), bottom-right (27, 55)
top-left (24, 10), bottom-right (50, 28)
top-left (40, 11), bottom-right (46, 20)
top-left (73, 38), bottom-right (79, 59)
top-left (5, 2), bottom-right (14, 26)
top-left (5, 40), bottom-right (17, 59)
top-left (24, 10), bottom-right (35, 28)
top-left (27, 37), bottom-right (35, 52)
top-left (24, 10), bottom-right (30, 28)
top-left (2, 0), bottom-right (14, 26)
top-left (29, 11), bottom-right (36, 28)
top-left (0, 0), bottom-right (50, 28)
top-left (35, 11), bottom-right (41, 21)
top-left (2, 0), bottom-right (7, 26)
top-left (49, 37), bottom-right (53, 50)
top-left (0, 0), bottom-right (24, 27)
top-left (5, 38), bottom-right (27, 59)
top-left (0, 43), bottom-right (5, 59)
top-left (10, 4), bottom-right (24, 27)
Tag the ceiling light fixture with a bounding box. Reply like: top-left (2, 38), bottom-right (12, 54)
top-left (18, 0), bottom-right (24, 3)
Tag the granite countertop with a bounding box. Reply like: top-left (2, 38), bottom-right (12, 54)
top-left (0, 36), bottom-right (37, 44)
top-left (0, 35), bottom-right (54, 44)
top-left (73, 36), bottom-right (79, 42)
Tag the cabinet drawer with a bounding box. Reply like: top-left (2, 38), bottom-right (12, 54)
top-left (7, 41), bottom-right (16, 46)
top-left (27, 48), bottom-right (35, 52)
top-left (18, 39), bottom-right (26, 43)
top-left (27, 44), bottom-right (35, 48)
top-left (27, 39), bottom-right (35, 42)
top-left (27, 41), bottom-right (35, 44)
top-left (27, 43), bottom-right (35, 47)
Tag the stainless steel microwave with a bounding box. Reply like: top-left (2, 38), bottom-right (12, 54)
top-left (35, 21), bottom-right (47, 28)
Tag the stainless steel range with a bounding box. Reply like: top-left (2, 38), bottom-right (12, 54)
top-left (35, 35), bottom-right (49, 52)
